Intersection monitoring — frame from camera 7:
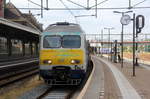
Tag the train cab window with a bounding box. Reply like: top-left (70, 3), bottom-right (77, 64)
top-left (43, 36), bottom-right (61, 48)
top-left (62, 35), bottom-right (81, 48)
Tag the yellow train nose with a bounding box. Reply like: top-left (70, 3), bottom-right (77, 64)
top-left (40, 49), bottom-right (84, 65)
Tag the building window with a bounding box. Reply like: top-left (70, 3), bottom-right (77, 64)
top-left (0, 37), bottom-right (8, 55)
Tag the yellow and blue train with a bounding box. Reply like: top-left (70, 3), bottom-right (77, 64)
top-left (39, 22), bottom-right (90, 85)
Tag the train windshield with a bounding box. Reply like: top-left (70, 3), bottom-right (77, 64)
top-left (62, 35), bottom-right (81, 48)
top-left (43, 36), bottom-right (61, 48)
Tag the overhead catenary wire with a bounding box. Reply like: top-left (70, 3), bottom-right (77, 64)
top-left (27, 0), bottom-right (49, 18)
top-left (66, 0), bottom-right (109, 11)
top-left (5, 0), bottom-right (150, 19)
top-left (58, 0), bottom-right (77, 23)
top-left (24, 0), bottom-right (150, 10)
top-left (132, 0), bottom-right (147, 8)
top-left (28, 0), bottom-right (47, 10)
top-left (27, 0), bottom-right (108, 18)
top-left (28, 0), bottom-right (42, 7)
top-left (10, 6), bottom-right (150, 10)
top-left (58, 0), bottom-right (75, 17)
top-left (66, 0), bottom-right (87, 9)
top-left (90, 0), bottom-right (109, 9)
top-left (4, 0), bottom-right (150, 11)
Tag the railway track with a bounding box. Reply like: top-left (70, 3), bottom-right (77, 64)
top-left (36, 61), bottom-right (93, 99)
top-left (37, 86), bottom-right (77, 99)
top-left (0, 68), bottom-right (38, 87)
top-left (0, 59), bottom-right (39, 87)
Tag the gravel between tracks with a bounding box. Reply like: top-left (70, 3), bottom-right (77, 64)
top-left (0, 75), bottom-right (43, 99)
top-left (18, 84), bottom-right (49, 99)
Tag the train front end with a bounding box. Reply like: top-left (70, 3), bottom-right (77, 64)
top-left (39, 23), bottom-right (87, 85)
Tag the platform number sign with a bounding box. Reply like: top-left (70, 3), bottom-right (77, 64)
top-left (136, 15), bottom-right (145, 34)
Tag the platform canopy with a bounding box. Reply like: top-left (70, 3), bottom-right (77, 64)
top-left (0, 18), bottom-right (41, 35)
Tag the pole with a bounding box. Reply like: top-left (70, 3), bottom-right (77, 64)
top-left (104, 28), bottom-right (114, 59)
top-left (99, 32), bottom-right (101, 55)
top-left (129, 0), bottom-right (131, 8)
top-left (135, 30), bottom-right (139, 66)
top-left (113, 11), bottom-right (133, 66)
top-left (95, 34), bottom-right (97, 54)
top-left (121, 13), bottom-right (124, 68)
top-left (95, 0), bottom-right (97, 18)
top-left (87, 0), bottom-right (89, 8)
top-left (41, 0), bottom-right (43, 18)
top-left (114, 40), bottom-right (117, 63)
top-left (133, 13), bottom-right (136, 76)
top-left (101, 29), bottom-right (103, 57)
top-left (46, 0), bottom-right (48, 9)
top-left (111, 42), bottom-right (112, 61)
top-left (108, 29), bottom-right (110, 60)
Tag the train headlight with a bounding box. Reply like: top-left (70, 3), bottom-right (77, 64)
top-left (71, 60), bottom-right (75, 64)
top-left (43, 60), bottom-right (52, 64)
top-left (71, 59), bottom-right (80, 64)
top-left (47, 60), bottom-right (52, 64)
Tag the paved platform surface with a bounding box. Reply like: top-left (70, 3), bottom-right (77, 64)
top-left (83, 57), bottom-right (104, 99)
top-left (99, 57), bottom-right (141, 99)
top-left (82, 56), bottom-right (121, 99)
top-left (110, 58), bottom-right (150, 99)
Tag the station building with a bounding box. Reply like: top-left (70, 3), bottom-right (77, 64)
top-left (0, 1), bottom-right (42, 62)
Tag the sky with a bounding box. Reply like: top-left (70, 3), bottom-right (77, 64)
top-left (6, 0), bottom-right (150, 41)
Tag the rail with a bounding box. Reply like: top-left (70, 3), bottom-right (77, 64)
top-left (36, 87), bottom-right (77, 99)
top-left (0, 59), bottom-right (39, 87)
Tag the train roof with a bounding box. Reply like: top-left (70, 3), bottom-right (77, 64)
top-left (44, 22), bottom-right (84, 33)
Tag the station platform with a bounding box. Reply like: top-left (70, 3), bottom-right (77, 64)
top-left (77, 56), bottom-right (121, 99)
top-left (111, 58), bottom-right (150, 99)
top-left (78, 55), bottom-right (150, 99)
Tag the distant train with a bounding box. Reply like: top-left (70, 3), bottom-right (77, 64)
top-left (39, 22), bottom-right (91, 85)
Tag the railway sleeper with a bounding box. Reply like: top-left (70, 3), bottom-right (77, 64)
top-left (0, 66), bottom-right (38, 80)
top-left (45, 79), bottom-right (81, 85)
